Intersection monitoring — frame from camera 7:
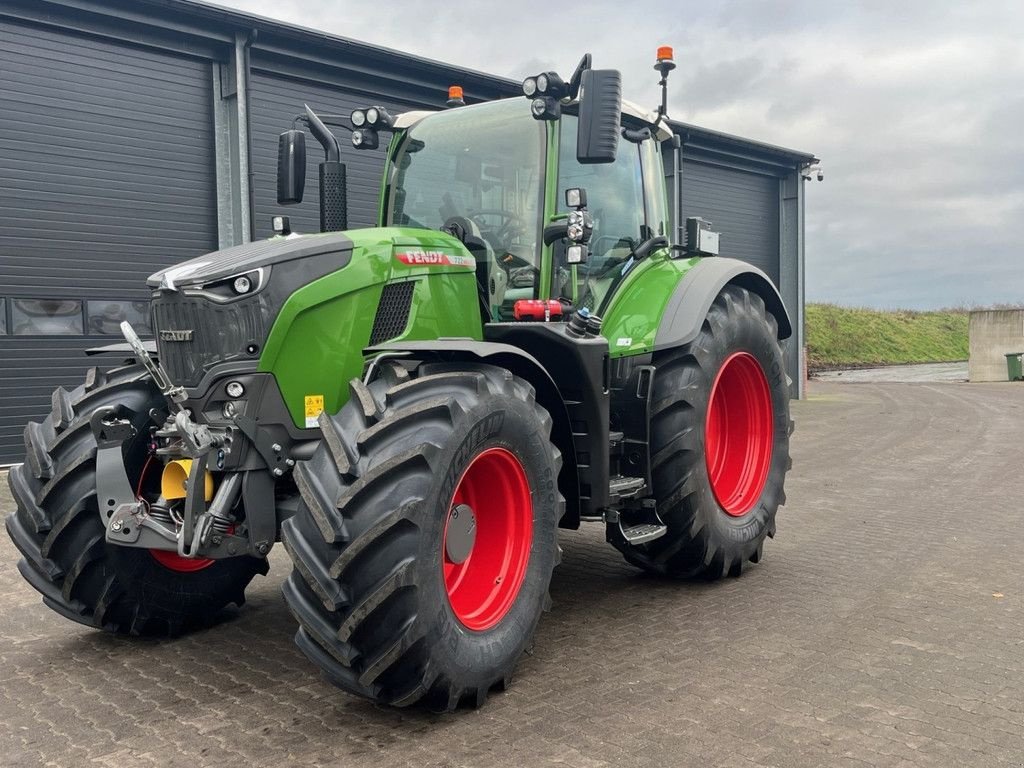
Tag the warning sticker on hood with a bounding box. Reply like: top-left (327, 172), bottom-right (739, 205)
top-left (304, 394), bottom-right (325, 429)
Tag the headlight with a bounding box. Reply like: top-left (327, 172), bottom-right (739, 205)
top-left (351, 109), bottom-right (366, 127)
top-left (232, 275), bottom-right (252, 294)
top-left (537, 73), bottom-right (549, 94)
top-left (225, 380), bottom-right (245, 398)
top-left (522, 77), bottom-right (537, 97)
top-left (366, 107), bottom-right (379, 125)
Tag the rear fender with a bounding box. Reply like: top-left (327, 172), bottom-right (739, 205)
top-left (654, 258), bottom-right (792, 351)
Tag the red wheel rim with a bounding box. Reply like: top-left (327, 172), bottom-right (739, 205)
top-left (149, 548), bottom-right (216, 573)
top-left (705, 352), bottom-right (774, 517)
top-left (443, 447), bottom-right (532, 631)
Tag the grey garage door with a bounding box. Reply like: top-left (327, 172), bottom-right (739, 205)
top-left (249, 70), bottom-right (424, 239)
top-left (0, 19), bottom-right (217, 464)
top-left (678, 160), bottom-right (780, 285)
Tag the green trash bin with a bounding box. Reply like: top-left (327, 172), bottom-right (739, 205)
top-left (1006, 353), bottom-right (1024, 381)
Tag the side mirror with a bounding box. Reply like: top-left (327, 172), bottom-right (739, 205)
top-left (277, 129), bottom-right (306, 205)
top-left (576, 69), bottom-right (622, 164)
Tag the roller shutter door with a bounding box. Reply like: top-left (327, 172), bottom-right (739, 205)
top-left (0, 19), bottom-right (217, 463)
top-left (680, 161), bottom-right (780, 285)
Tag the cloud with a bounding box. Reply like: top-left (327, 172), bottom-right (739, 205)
top-left (216, 0), bottom-right (1024, 308)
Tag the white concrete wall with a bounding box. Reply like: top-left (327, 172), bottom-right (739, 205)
top-left (969, 310), bottom-right (1024, 381)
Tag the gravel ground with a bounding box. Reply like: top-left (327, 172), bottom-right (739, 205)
top-left (1, 380), bottom-right (1022, 767)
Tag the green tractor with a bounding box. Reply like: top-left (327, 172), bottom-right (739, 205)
top-left (5, 50), bottom-right (792, 710)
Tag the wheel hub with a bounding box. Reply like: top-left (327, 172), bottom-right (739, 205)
top-left (444, 504), bottom-right (477, 564)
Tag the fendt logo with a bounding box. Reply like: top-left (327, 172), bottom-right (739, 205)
top-left (395, 251), bottom-right (475, 268)
top-left (159, 329), bottom-right (194, 342)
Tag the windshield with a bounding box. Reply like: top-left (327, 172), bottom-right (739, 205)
top-left (387, 100), bottom-right (546, 314)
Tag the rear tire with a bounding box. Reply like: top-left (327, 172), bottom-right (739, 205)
top-left (611, 285), bottom-right (792, 579)
top-left (5, 364), bottom-right (267, 636)
top-left (281, 363), bottom-right (562, 710)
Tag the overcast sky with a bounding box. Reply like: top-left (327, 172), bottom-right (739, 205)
top-left (218, 0), bottom-right (1022, 309)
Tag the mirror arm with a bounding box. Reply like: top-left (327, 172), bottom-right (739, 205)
top-left (631, 235), bottom-right (670, 262)
top-left (543, 221), bottom-right (569, 246)
top-left (304, 104), bottom-right (341, 162)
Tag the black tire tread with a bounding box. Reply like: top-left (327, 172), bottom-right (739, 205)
top-left (282, 364), bottom-right (561, 710)
top-left (5, 364), bottom-right (264, 636)
top-left (612, 285), bottom-right (790, 579)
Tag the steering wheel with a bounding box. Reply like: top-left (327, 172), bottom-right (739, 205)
top-left (467, 210), bottom-right (540, 295)
top-left (468, 209), bottom-right (523, 245)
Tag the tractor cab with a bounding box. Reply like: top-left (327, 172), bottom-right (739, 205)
top-left (382, 97), bottom-right (673, 321)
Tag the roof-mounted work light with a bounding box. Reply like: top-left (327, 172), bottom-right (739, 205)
top-left (350, 106), bottom-right (393, 130)
top-left (523, 69), bottom-right (570, 121)
top-left (349, 106), bottom-right (393, 150)
top-left (351, 129), bottom-right (379, 150)
top-left (522, 71), bottom-right (569, 100)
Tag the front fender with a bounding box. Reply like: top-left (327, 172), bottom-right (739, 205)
top-left (367, 339), bottom-right (583, 528)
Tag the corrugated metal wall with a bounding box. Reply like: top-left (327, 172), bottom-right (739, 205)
top-left (0, 17), bottom-right (217, 462)
top-left (248, 69), bottom-right (422, 239)
top-left (0, 3), bottom-right (797, 463)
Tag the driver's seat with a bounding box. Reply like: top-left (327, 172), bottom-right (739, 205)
top-left (441, 216), bottom-right (507, 321)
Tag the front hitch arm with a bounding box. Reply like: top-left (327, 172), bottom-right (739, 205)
top-left (120, 320), bottom-right (188, 408)
top-left (91, 406), bottom-right (141, 525)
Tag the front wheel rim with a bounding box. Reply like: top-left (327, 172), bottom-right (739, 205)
top-left (149, 549), bottom-right (216, 572)
top-left (705, 351), bottom-right (774, 517)
top-left (443, 447), bottom-right (533, 631)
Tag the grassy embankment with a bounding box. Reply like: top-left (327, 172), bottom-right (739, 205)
top-left (805, 303), bottom-right (968, 371)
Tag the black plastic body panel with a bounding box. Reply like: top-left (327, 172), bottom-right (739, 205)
top-left (365, 337), bottom-right (592, 527)
top-left (608, 354), bottom-right (655, 488)
top-left (655, 257), bottom-right (792, 350)
top-left (483, 323), bottom-right (610, 515)
top-left (182, 367), bottom-right (319, 458)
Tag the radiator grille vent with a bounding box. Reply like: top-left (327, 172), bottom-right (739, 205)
top-left (369, 281), bottom-right (415, 345)
top-left (151, 294), bottom-right (266, 386)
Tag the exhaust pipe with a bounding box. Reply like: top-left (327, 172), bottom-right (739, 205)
top-left (305, 105), bottom-right (348, 232)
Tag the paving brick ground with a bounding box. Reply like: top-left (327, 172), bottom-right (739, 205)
top-left (1, 380), bottom-right (1023, 767)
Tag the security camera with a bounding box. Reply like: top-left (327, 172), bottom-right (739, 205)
top-left (802, 165), bottom-right (823, 182)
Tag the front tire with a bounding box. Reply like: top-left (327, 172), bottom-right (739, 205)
top-left (612, 285), bottom-right (792, 579)
top-left (5, 364), bottom-right (267, 636)
top-left (281, 363), bottom-right (562, 710)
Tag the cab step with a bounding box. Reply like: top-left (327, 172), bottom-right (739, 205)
top-left (618, 520), bottom-right (667, 545)
top-left (609, 475), bottom-right (645, 499)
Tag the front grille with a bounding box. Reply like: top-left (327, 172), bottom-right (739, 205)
top-left (369, 281), bottom-right (415, 345)
top-left (151, 294), bottom-right (267, 387)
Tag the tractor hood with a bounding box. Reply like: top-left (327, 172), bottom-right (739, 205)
top-left (146, 227), bottom-right (480, 402)
top-left (147, 232), bottom-right (354, 290)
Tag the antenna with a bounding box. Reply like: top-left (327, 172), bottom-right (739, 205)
top-left (654, 46), bottom-right (676, 120)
